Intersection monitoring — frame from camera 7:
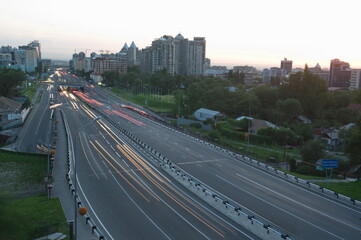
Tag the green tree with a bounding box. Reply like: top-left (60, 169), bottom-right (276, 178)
top-left (0, 68), bottom-right (26, 97)
top-left (345, 120), bottom-right (361, 164)
top-left (228, 70), bottom-right (245, 84)
top-left (279, 71), bottom-right (327, 119)
top-left (208, 130), bottom-right (220, 140)
top-left (254, 86), bottom-right (278, 109)
top-left (276, 98), bottom-right (303, 121)
top-left (300, 139), bottom-right (325, 163)
top-left (335, 108), bottom-right (360, 125)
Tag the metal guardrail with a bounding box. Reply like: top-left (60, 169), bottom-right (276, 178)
top-left (76, 93), bottom-right (360, 240)
top-left (86, 105), bottom-right (293, 240)
top-left (60, 109), bottom-right (105, 240)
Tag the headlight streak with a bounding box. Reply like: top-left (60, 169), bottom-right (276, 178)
top-left (119, 144), bottom-right (237, 235)
top-left (115, 144), bottom-right (225, 238)
top-left (90, 140), bottom-right (158, 202)
top-left (79, 131), bottom-right (107, 180)
top-left (86, 110), bottom-right (227, 237)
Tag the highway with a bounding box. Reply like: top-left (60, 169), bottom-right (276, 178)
top-left (57, 73), bottom-right (260, 239)
top-left (58, 72), bottom-right (361, 239)
top-left (16, 78), bottom-right (55, 152)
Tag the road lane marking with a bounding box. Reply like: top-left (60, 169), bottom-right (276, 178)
top-left (236, 173), bottom-right (361, 232)
top-left (108, 173), bottom-right (171, 239)
top-left (216, 175), bottom-right (345, 240)
top-left (76, 175), bottom-right (115, 240)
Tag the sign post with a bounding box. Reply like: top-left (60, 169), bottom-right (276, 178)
top-left (321, 159), bottom-right (338, 184)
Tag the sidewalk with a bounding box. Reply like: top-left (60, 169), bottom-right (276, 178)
top-left (52, 109), bottom-right (95, 240)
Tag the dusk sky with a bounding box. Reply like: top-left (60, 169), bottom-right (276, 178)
top-left (1, 0), bottom-right (360, 69)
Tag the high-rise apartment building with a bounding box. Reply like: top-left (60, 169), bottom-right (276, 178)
top-left (0, 41), bottom-right (41, 73)
top-left (150, 35), bottom-right (176, 74)
top-left (187, 37), bottom-right (206, 75)
top-left (329, 59), bottom-right (351, 88)
top-left (90, 53), bottom-right (127, 74)
top-left (349, 69), bottom-right (361, 90)
top-left (280, 58), bottom-right (293, 76)
top-left (140, 33), bottom-right (206, 76)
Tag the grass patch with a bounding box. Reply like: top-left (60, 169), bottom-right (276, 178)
top-left (218, 136), bottom-right (300, 162)
top-left (21, 83), bottom-right (39, 101)
top-left (0, 150), bottom-right (68, 239)
top-left (317, 181), bottom-right (361, 201)
top-left (36, 90), bottom-right (43, 104)
top-left (0, 149), bottom-right (47, 193)
top-left (0, 194), bottom-right (69, 239)
top-left (280, 170), bottom-right (329, 180)
top-left (111, 88), bottom-right (175, 113)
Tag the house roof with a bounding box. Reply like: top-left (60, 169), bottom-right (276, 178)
top-left (194, 108), bottom-right (222, 121)
top-left (340, 123), bottom-right (355, 130)
top-left (236, 116), bottom-right (253, 121)
top-left (129, 41), bottom-right (137, 48)
top-left (0, 96), bottom-right (22, 113)
top-left (195, 108), bottom-right (220, 116)
top-left (250, 119), bottom-right (278, 132)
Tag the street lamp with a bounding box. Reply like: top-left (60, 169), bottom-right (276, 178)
top-left (73, 115), bottom-right (101, 240)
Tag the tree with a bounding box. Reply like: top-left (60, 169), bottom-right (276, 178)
top-left (270, 76), bottom-right (281, 87)
top-left (344, 119), bottom-right (361, 164)
top-left (0, 68), bottom-right (26, 97)
top-left (228, 70), bottom-right (245, 84)
top-left (300, 139), bottom-right (325, 163)
top-left (279, 71), bottom-right (327, 119)
top-left (335, 108), bottom-right (360, 125)
top-left (208, 130), bottom-right (220, 140)
top-left (254, 86), bottom-right (278, 109)
top-left (276, 98), bottom-right (302, 121)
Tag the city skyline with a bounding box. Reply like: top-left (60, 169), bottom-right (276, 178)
top-left (1, 0), bottom-right (360, 69)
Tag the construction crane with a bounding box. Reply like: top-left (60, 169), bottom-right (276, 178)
top-left (74, 49), bottom-right (91, 56)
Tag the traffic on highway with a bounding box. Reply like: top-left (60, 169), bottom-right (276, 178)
top-left (49, 70), bottom-right (361, 239)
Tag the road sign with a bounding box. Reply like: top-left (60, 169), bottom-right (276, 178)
top-left (321, 159), bottom-right (338, 168)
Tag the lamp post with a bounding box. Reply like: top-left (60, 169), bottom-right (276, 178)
top-left (73, 115), bottom-right (101, 240)
top-left (246, 88), bottom-right (253, 156)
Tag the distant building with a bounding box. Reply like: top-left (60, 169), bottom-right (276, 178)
top-left (309, 63), bottom-right (329, 83)
top-left (329, 59), bottom-right (351, 88)
top-left (0, 41), bottom-right (41, 73)
top-left (42, 59), bottom-right (51, 68)
top-left (120, 42), bottom-right (141, 67)
top-left (203, 65), bottom-right (228, 78)
top-left (91, 53), bottom-right (127, 75)
top-left (280, 58), bottom-right (292, 76)
top-left (204, 58), bottom-right (211, 69)
top-left (18, 46), bottom-right (38, 72)
top-left (263, 67), bottom-right (283, 84)
top-left (233, 65), bottom-right (261, 84)
top-left (194, 108), bottom-right (223, 121)
top-left (140, 33), bottom-right (206, 76)
top-left (349, 69), bottom-right (361, 90)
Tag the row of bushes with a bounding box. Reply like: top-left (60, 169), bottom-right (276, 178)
top-left (217, 122), bottom-right (274, 145)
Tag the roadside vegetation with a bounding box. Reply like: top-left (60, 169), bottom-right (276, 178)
top-left (111, 88), bottom-right (174, 113)
top-left (21, 82), bottom-right (40, 101)
top-left (317, 181), bottom-right (361, 201)
top-left (0, 150), bottom-right (68, 239)
top-left (77, 66), bottom-right (361, 197)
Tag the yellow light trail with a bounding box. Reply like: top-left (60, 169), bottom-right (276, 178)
top-left (91, 140), bottom-right (159, 202)
top-left (115, 145), bottom-right (226, 238)
top-left (79, 106), bottom-right (230, 236)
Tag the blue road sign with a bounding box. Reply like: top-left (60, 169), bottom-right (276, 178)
top-left (321, 159), bottom-right (338, 168)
